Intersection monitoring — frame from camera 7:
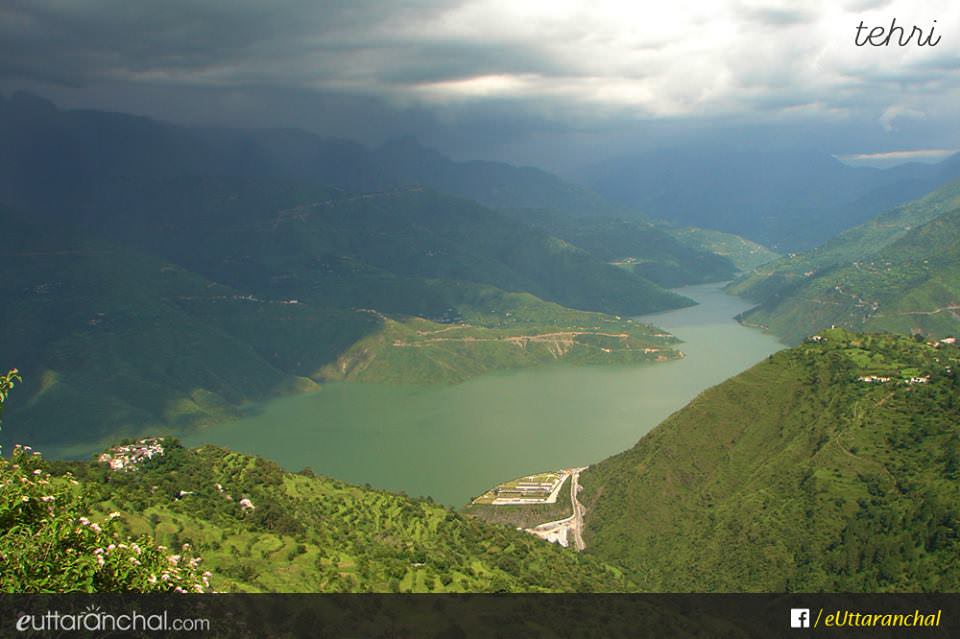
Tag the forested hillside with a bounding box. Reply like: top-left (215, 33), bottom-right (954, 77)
top-left (1, 95), bottom-right (728, 452)
top-left (20, 441), bottom-right (632, 593)
top-left (581, 329), bottom-right (960, 591)
top-left (730, 178), bottom-right (960, 343)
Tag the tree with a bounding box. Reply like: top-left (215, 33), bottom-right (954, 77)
top-left (0, 368), bottom-right (22, 454)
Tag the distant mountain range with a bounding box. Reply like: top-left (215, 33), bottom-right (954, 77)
top-left (581, 145), bottom-right (960, 251)
top-left (730, 177), bottom-right (960, 343)
top-left (0, 92), bottom-right (620, 218)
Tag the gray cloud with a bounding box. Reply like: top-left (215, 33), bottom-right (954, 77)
top-left (735, 4), bottom-right (816, 27)
top-left (2, 0), bottom-right (960, 169)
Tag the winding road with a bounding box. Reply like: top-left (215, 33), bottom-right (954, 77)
top-left (526, 466), bottom-right (588, 551)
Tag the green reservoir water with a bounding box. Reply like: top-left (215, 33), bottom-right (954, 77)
top-left (184, 283), bottom-right (784, 506)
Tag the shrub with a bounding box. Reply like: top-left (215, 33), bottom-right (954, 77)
top-left (0, 446), bottom-right (212, 592)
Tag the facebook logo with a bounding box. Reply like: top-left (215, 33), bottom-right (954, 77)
top-left (790, 609), bottom-right (811, 628)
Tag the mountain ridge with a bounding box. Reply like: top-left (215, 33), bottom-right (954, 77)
top-left (580, 329), bottom-right (960, 590)
top-left (729, 178), bottom-right (960, 343)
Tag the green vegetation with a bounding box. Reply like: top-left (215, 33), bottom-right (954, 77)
top-left (581, 329), bottom-right (960, 590)
top-left (502, 208), bottom-right (740, 287)
top-left (1, 373), bottom-right (625, 592)
top-left (582, 145), bottom-right (960, 250)
top-left (5, 97), bottom-right (768, 455)
top-left (666, 226), bottom-right (779, 272)
top-left (729, 178), bottom-right (960, 343)
top-left (463, 499), bottom-right (573, 531)
top-left (31, 442), bottom-right (630, 593)
top-left (0, 368), bottom-right (21, 445)
top-left (1, 444), bottom-right (210, 592)
top-left (77, 178), bottom-right (691, 317)
top-left (320, 307), bottom-right (679, 385)
top-left (1, 196), bottom-right (686, 451)
top-left (0, 200), bottom-right (677, 446)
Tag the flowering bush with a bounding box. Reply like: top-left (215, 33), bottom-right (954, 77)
top-left (0, 445), bottom-right (212, 592)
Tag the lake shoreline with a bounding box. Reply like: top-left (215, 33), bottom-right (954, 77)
top-left (184, 282), bottom-right (784, 506)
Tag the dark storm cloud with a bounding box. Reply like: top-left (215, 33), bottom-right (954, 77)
top-left (0, 1), bottom-right (458, 87)
top-left (2, 1), bottom-right (959, 170)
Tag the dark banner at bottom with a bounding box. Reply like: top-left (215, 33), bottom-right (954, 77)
top-left (0, 594), bottom-right (956, 639)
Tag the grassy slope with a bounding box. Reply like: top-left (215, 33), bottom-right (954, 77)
top-left (462, 473), bottom-right (574, 530)
top-left (729, 178), bottom-right (960, 343)
top-left (462, 499), bottom-right (573, 531)
top-left (730, 176), bottom-right (960, 297)
top-left (666, 226), bottom-right (779, 272)
top-left (320, 293), bottom-right (680, 384)
top-left (580, 329), bottom-right (960, 591)
top-left (733, 204), bottom-right (960, 344)
top-left (502, 208), bottom-right (740, 288)
top-left (51, 444), bottom-right (631, 593)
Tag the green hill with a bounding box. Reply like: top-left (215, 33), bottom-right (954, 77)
top-left (580, 329), bottom-right (960, 591)
top-left (666, 226), bottom-right (779, 272)
top-left (500, 209), bottom-right (741, 287)
top-left (26, 441), bottom-right (631, 593)
top-left (65, 177), bottom-right (691, 318)
top-left (2, 93), bottom-right (743, 298)
top-left (1, 95), bottom-right (722, 457)
top-left (729, 178), bottom-right (960, 343)
top-left (1, 202), bottom-right (682, 452)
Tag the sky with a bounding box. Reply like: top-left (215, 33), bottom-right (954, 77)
top-left (3, 0), bottom-right (960, 172)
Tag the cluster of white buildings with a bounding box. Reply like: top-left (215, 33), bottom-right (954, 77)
top-left (97, 437), bottom-right (165, 471)
top-left (857, 374), bottom-right (930, 385)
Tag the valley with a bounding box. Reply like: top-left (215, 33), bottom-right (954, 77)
top-left (4, 77), bottom-right (960, 599)
top-left (182, 283), bottom-right (783, 506)
top-left (730, 178), bottom-right (960, 344)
